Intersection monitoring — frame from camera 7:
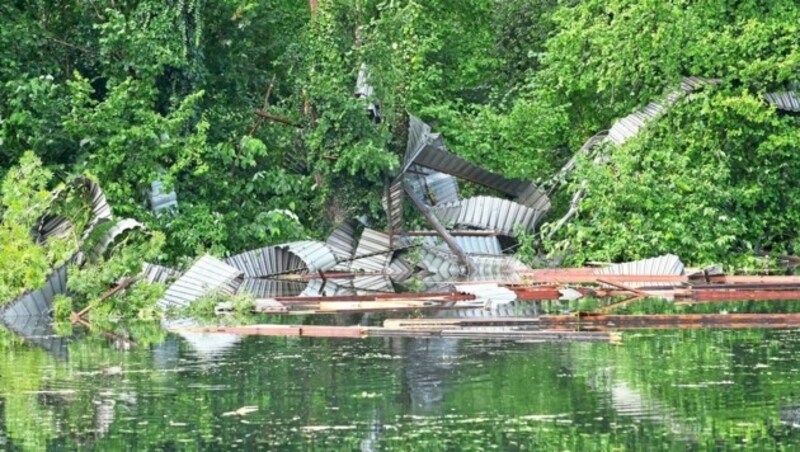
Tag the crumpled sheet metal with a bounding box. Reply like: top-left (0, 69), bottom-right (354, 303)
top-left (236, 278), bottom-right (306, 298)
top-left (157, 255), bottom-right (243, 310)
top-left (595, 253), bottom-right (685, 288)
top-left (2, 263), bottom-right (68, 320)
top-left (148, 181), bottom-right (178, 214)
top-left (382, 178), bottom-right (405, 234)
top-left (404, 115), bottom-right (550, 211)
top-left (283, 241), bottom-right (338, 273)
top-left (351, 228), bottom-right (394, 273)
top-left (34, 177), bottom-right (113, 244)
top-left (326, 220), bottom-right (359, 271)
top-left (421, 235), bottom-right (503, 255)
top-left (764, 91), bottom-right (800, 112)
top-left (419, 246), bottom-right (529, 281)
top-left (424, 172), bottom-right (460, 205)
top-left (142, 263), bottom-right (182, 285)
top-left (608, 77), bottom-right (719, 146)
top-left (88, 218), bottom-right (145, 262)
top-left (387, 256), bottom-right (414, 281)
top-left (434, 196), bottom-right (544, 236)
top-left (225, 245), bottom-right (306, 278)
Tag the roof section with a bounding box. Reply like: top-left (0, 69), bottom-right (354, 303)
top-left (434, 196), bottom-right (545, 236)
top-left (157, 255), bottom-right (243, 310)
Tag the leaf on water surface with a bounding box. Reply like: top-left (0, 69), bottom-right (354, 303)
top-left (222, 406), bottom-right (258, 417)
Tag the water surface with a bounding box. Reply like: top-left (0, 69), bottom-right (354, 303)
top-left (2, 324), bottom-right (800, 450)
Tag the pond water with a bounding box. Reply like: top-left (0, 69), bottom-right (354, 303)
top-left (3, 321), bottom-right (800, 450)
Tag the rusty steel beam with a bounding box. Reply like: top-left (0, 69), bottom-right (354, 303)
top-left (690, 289), bottom-right (800, 302)
top-left (539, 313), bottom-right (800, 329)
top-left (273, 292), bottom-right (474, 304)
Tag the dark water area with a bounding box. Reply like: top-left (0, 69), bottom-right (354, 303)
top-left (2, 323), bottom-right (800, 450)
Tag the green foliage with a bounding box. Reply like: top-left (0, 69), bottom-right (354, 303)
top-left (66, 227), bottom-right (166, 320)
top-left (180, 290), bottom-right (255, 321)
top-left (2, 0), bottom-right (800, 279)
top-left (0, 152), bottom-right (74, 302)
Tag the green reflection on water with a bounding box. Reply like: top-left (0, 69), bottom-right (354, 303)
top-left (1, 323), bottom-right (800, 450)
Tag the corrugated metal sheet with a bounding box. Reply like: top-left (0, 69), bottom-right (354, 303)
top-left (299, 278), bottom-right (366, 297)
top-left (142, 263), bottom-right (182, 284)
top-left (236, 278), bottom-right (306, 298)
top-left (83, 178), bottom-right (113, 236)
top-left (595, 254), bottom-right (685, 288)
top-left (283, 241), bottom-right (338, 273)
top-left (147, 180), bottom-right (178, 214)
top-left (425, 172), bottom-right (459, 205)
top-left (34, 177), bottom-right (113, 244)
top-left (765, 92), bottom-right (800, 112)
top-left (421, 235), bottom-right (503, 255)
top-left (403, 115), bottom-right (550, 211)
top-left (2, 263), bottom-right (68, 320)
top-left (434, 196), bottom-right (544, 236)
top-left (608, 77), bottom-right (719, 146)
top-left (225, 246), bottom-right (305, 278)
top-left (226, 241), bottom-right (338, 277)
top-left (326, 220), bottom-right (358, 261)
top-left (352, 275), bottom-right (395, 294)
top-left (382, 177), bottom-right (404, 234)
top-left (351, 228), bottom-right (393, 272)
top-left (387, 256), bottom-right (414, 281)
top-left (88, 218), bottom-right (145, 262)
top-left (596, 254), bottom-right (685, 276)
top-left (419, 247), bottom-right (528, 280)
top-left (157, 255), bottom-right (243, 310)
top-left (326, 220), bottom-right (358, 271)
top-left (410, 140), bottom-right (550, 209)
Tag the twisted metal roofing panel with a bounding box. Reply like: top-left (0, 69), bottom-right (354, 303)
top-left (34, 177), bottom-right (113, 244)
top-left (425, 172), bottom-right (460, 205)
top-left (404, 115), bottom-right (549, 210)
top-left (382, 178), bottom-right (405, 233)
top-left (236, 278), bottom-right (306, 298)
top-left (225, 246), bottom-right (305, 278)
top-left (434, 196), bottom-right (544, 235)
top-left (351, 228), bottom-right (393, 272)
top-left (157, 255), bottom-right (243, 310)
top-left (595, 254), bottom-right (685, 276)
top-left (2, 263), bottom-right (68, 320)
top-left (765, 92), bottom-right (800, 112)
top-left (608, 77), bottom-right (719, 146)
top-left (595, 254), bottom-right (685, 288)
top-left (142, 263), bottom-right (182, 284)
top-left (283, 241), bottom-right (338, 273)
top-left (88, 218), bottom-right (145, 262)
top-left (421, 235), bottom-right (503, 255)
